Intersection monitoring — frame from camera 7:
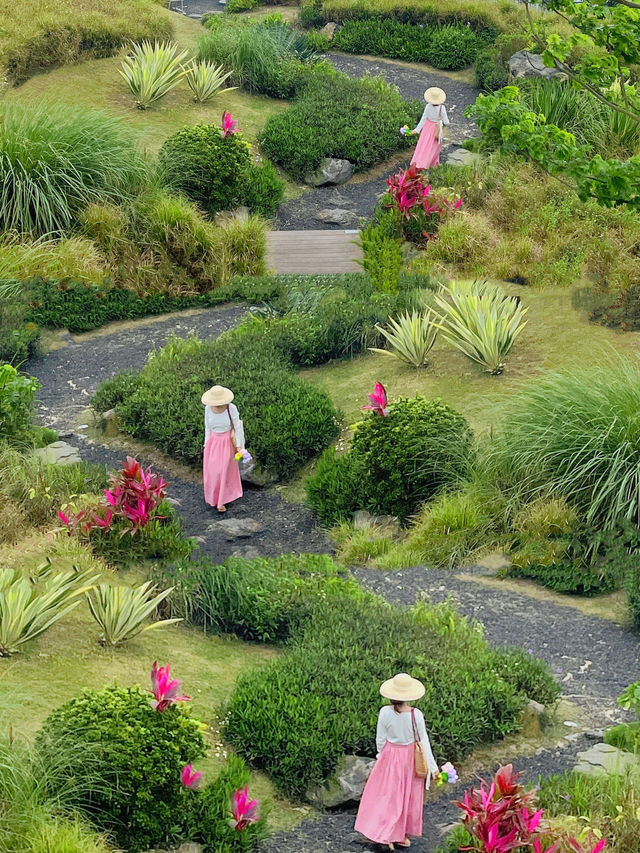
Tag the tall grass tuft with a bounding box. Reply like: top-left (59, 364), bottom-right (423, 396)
top-left (119, 41), bottom-right (189, 109)
top-left (185, 59), bottom-right (236, 103)
top-left (0, 102), bottom-right (146, 236)
top-left (489, 359), bottom-right (640, 529)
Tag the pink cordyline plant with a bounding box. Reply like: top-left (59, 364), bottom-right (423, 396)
top-left (385, 165), bottom-right (462, 234)
top-left (149, 661), bottom-right (190, 711)
top-left (455, 764), bottom-right (606, 853)
top-left (181, 763), bottom-right (204, 790)
top-left (362, 382), bottom-right (388, 416)
top-left (229, 786), bottom-right (260, 831)
top-left (221, 111), bottom-right (239, 138)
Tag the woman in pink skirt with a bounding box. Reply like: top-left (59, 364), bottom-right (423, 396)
top-left (201, 384), bottom-right (245, 513)
top-left (355, 673), bottom-right (439, 851)
top-left (410, 87), bottom-right (450, 170)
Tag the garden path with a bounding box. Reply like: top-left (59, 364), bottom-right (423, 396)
top-left (275, 53), bottom-right (480, 230)
top-left (27, 310), bottom-right (640, 851)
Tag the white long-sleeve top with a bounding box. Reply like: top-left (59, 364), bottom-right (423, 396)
top-left (204, 404), bottom-right (245, 449)
top-left (376, 706), bottom-right (439, 787)
top-left (413, 103), bottom-right (450, 142)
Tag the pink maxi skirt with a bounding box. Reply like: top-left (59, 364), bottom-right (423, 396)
top-left (411, 119), bottom-right (442, 170)
top-left (354, 742), bottom-right (424, 845)
top-left (203, 431), bottom-right (242, 509)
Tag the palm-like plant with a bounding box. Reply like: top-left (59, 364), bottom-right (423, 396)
top-left (185, 59), bottom-right (236, 103)
top-left (119, 41), bottom-right (189, 109)
top-left (370, 310), bottom-right (438, 368)
top-left (0, 564), bottom-right (99, 656)
top-left (86, 582), bottom-right (181, 645)
top-left (434, 281), bottom-right (528, 374)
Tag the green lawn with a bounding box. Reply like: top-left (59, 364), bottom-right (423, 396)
top-left (300, 284), bottom-right (640, 436)
top-left (5, 14), bottom-right (289, 157)
top-left (0, 533), bottom-right (304, 831)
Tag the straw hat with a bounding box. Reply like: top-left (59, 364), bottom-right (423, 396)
top-left (380, 673), bottom-right (425, 702)
top-left (424, 87), bottom-right (446, 105)
top-left (201, 385), bottom-right (234, 406)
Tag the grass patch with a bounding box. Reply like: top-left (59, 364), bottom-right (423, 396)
top-left (4, 16), bottom-right (289, 158)
top-left (0, 532), bottom-right (299, 832)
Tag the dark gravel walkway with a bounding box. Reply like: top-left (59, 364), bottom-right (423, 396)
top-left (26, 306), bottom-right (330, 562)
top-left (276, 54), bottom-right (479, 230)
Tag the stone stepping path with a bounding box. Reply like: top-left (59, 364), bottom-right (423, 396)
top-left (267, 230), bottom-right (363, 274)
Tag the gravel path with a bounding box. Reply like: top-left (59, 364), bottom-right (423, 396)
top-left (26, 306), bottom-right (330, 562)
top-left (276, 54), bottom-right (479, 230)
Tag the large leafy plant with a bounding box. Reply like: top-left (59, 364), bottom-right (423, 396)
top-left (86, 581), bottom-right (180, 646)
top-left (0, 364), bottom-right (39, 441)
top-left (120, 41), bottom-right (189, 109)
top-left (371, 310), bottom-right (438, 368)
top-left (434, 280), bottom-right (528, 374)
top-left (0, 563), bottom-right (98, 656)
top-left (185, 59), bottom-right (236, 103)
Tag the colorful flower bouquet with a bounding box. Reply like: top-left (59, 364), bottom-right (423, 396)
top-left (437, 761), bottom-right (459, 785)
top-left (235, 449), bottom-right (253, 463)
top-left (400, 124), bottom-right (410, 136)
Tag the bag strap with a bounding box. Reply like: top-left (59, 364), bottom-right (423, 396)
top-left (226, 404), bottom-right (233, 428)
top-left (410, 708), bottom-right (421, 744)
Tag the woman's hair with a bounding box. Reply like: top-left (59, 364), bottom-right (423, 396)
top-left (390, 699), bottom-right (407, 714)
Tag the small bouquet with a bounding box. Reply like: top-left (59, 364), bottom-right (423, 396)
top-left (436, 762), bottom-right (459, 785)
top-left (400, 124), bottom-right (410, 136)
top-left (234, 450), bottom-right (252, 463)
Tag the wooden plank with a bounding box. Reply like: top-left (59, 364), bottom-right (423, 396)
top-left (266, 230), bottom-right (363, 275)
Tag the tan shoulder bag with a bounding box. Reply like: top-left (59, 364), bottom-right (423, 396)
top-left (411, 708), bottom-right (429, 778)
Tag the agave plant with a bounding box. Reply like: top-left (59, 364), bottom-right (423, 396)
top-left (86, 582), bottom-right (181, 645)
top-left (370, 310), bottom-right (438, 368)
top-left (0, 564), bottom-right (98, 656)
top-left (434, 281), bottom-right (528, 374)
top-left (119, 41), bottom-right (189, 109)
top-left (185, 59), bottom-right (236, 103)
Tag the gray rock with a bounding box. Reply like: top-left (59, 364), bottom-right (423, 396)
top-left (176, 844), bottom-right (204, 853)
top-left (320, 22), bottom-right (338, 40)
top-left (575, 742), bottom-right (640, 777)
top-left (508, 51), bottom-right (567, 80)
top-left (215, 205), bottom-right (249, 224)
top-left (241, 462), bottom-right (277, 487)
top-left (232, 546), bottom-right (261, 560)
top-left (444, 147), bottom-right (482, 167)
top-left (306, 755), bottom-right (375, 808)
top-left (305, 158), bottom-right (354, 187)
top-left (519, 699), bottom-right (550, 738)
top-left (208, 517), bottom-right (264, 539)
top-left (316, 208), bottom-right (357, 226)
top-left (34, 441), bottom-right (81, 466)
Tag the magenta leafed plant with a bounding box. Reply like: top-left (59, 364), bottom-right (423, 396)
top-left (221, 110), bottom-right (239, 138)
top-left (455, 764), bottom-right (606, 853)
top-left (150, 660), bottom-right (191, 711)
top-left (361, 382), bottom-right (388, 416)
top-left (181, 763), bottom-right (204, 790)
top-left (229, 786), bottom-right (260, 831)
top-left (385, 165), bottom-right (462, 237)
top-left (58, 456), bottom-right (167, 538)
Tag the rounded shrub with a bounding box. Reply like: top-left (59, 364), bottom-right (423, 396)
top-left (306, 447), bottom-right (361, 525)
top-left (158, 123), bottom-right (252, 216)
top-left (35, 687), bottom-right (206, 853)
top-left (240, 160), bottom-right (285, 218)
top-left (425, 25), bottom-right (480, 70)
top-left (352, 396), bottom-right (474, 521)
top-left (0, 102), bottom-right (145, 236)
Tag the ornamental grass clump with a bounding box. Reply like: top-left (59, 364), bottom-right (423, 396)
top-left (488, 359), bottom-right (640, 530)
top-left (0, 102), bottom-right (145, 236)
top-left (86, 582), bottom-right (181, 646)
top-left (434, 280), bottom-right (528, 374)
top-left (371, 309), bottom-right (438, 367)
top-left (119, 40), bottom-right (189, 108)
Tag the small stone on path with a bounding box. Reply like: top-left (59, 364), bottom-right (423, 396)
top-left (316, 208), bottom-right (358, 226)
top-left (305, 158), bottom-right (355, 187)
top-left (208, 517), bottom-right (264, 539)
top-left (574, 742), bottom-right (640, 777)
top-left (232, 546), bottom-right (262, 559)
top-left (320, 22), bottom-right (337, 39)
top-left (306, 755), bottom-right (375, 808)
top-left (444, 147), bottom-right (482, 167)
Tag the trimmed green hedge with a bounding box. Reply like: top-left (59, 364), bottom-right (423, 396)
top-left (333, 19), bottom-right (484, 70)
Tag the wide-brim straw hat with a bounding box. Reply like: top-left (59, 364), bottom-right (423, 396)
top-left (424, 87), bottom-right (446, 105)
top-left (380, 673), bottom-right (425, 702)
top-left (201, 385), bottom-right (234, 406)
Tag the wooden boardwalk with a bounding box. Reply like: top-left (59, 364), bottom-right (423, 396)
top-left (266, 230), bottom-right (363, 274)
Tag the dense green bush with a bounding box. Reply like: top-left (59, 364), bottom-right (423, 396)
top-left (489, 361), bottom-right (640, 531)
top-left (628, 563), bottom-right (640, 629)
top-left (474, 46), bottom-right (509, 90)
top-left (36, 687), bottom-right (206, 852)
top-left (605, 722), bottom-right (640, 753)
top-left (0, 364), bottom-right (39, 442)
top-left (0, 296), bottom-right (39, 363)
top-left (158, 553), bottom-right (364, 641)
top-left (0, 102), bottom-right (145, 236)
top-left (307, 396), bottom-right (474, 524)
top-left (259, 73), bottom-right (421, 177)
top-left (93, 331), bottom-right (339, 478)
top-left (225, 595), bottom-right (554, 796)
top-left (490, 647), bottom-right (561, 706)
top-left (332, 19), bottom-right (481, 69)
top-left (158, 123), bottom-right (284, 218)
